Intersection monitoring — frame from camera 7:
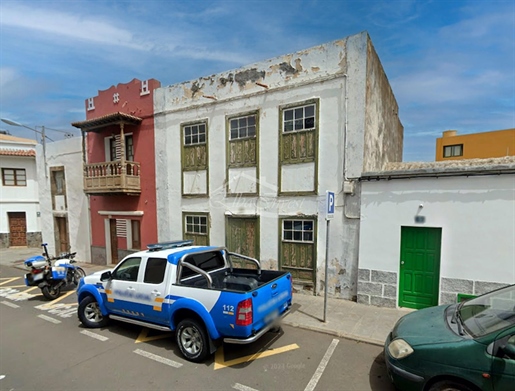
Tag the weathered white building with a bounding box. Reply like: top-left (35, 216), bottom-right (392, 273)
top-left (0, 133), bottom-right (41, 247)
top-left (154, 31), bottom-right (403, 299)
top-left (358, 157), bottom-right (515, 308)
top-left (36, 137), bottom-right (91, 261)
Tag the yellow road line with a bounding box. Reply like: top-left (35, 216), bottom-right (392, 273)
top-left (0, 278), bottom-right (20, 286)
top-left (214, 343), bottom-right (300, 370)
top-left (38, 290), bottom-right (76, 309)
top-left (0, 284), bottom-right (28, 289)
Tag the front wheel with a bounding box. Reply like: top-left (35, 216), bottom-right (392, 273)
top-left (78, 296), bottom-right (108, 328)
top-left (176, 319), bottom-right (209, 362)
top-left (73, 267), bottom-right (86, 285)
top-left (41, 284), bottom-right (61, 300)
top-left (428, 380), bottom-right (474, 391)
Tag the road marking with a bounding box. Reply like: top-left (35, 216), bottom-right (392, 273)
top-left (0, 375), bottom-right (5, 380)
top-left (80, 330), bottom-right (109, 341)
top-left (304, 338), bottom-right (339, 391)
top-left (133, 349), bottom-right (182, 368)
top-left (233, 383), bottom-right (260, 391)
top-left (36, 290), bottom-right (76, 309)
top-left (1, 301), bottom-right (20, 308)
top-left (37, 314), bottom-right (61, 324)
top-left (214, 343), bottom-right (300, 370)
top-left (0, 278), bottom-right (19, 286)
top-left (135, 327), bottom-right (170, 343)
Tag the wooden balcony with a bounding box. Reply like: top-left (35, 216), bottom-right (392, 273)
top-left (84, 161), bottom-right (141, 195)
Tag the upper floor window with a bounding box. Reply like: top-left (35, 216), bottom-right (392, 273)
top-left (443, 144), bottom-right (463, 158)
top-left (283, 103), bottom-right (316, 133)
top-left (2, 168), bottom-right (26, 186)
top-left (230, 114), bottom-right (256, 140)
top-left (185, 215), bottom-right (208, 235)
top-left (184, 123), bottom-right (206, 146)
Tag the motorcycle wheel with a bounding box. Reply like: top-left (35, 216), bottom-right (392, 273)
top-left (41, 284), bottom-right (61, 300)
top-left (73, 267), bottom-right (86, 285)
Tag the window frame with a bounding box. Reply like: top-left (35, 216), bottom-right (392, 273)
top-left (282, 219), bottom-right (315, 243)
top-left (185, 214), bottom-right (208, 236)
top-left (183, 122), bottom-right (207, 146)
top-left (2, 168), bottom-right (27, 186)
top-left (112, 257), bottom-right (142, 282)
top-left (282, 103), bottom-right (316, 134)
top-left (443, 144), bottom-right (463, 158)
top-left (229, 113), bottom-right (257, 141)
top-left (143, 257), bottom-right (168, 284)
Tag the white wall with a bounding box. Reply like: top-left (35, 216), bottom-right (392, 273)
top-left (359, 174), bottom-right (515, 284)
top-left (36, 138), bottom-right (91, 262)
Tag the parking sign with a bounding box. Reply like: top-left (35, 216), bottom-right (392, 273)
top-left (326, 191), bottom-right (334, 220)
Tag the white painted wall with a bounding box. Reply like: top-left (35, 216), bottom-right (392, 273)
top-left (36, 138), bottom-right (91, 262)
top-left (359, 174), bottom-right (515, 284)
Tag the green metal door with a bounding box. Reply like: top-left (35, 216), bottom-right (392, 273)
top-left (225, 217), bottom-right (259, 268)
top-left (399, 226), bottom-right (442, 309)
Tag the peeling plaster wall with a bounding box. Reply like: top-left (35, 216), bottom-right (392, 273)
top-left (37, 138), bottom-right (91, 262)
top-left (155, 31), bottom-right (401, 301)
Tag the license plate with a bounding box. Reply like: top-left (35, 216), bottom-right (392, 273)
top-left (265, 309), bottom-right (279, 324)
top-left (33, 273), bottom-right (44, 281)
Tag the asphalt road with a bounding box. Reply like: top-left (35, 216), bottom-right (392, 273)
top-left (0, 264), bottom-right (395, 391)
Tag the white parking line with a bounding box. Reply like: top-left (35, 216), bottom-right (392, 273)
top-left (304, 338), bottom-right (339, 391)
top-left (80, 330), bottom-right (109, 341)
top-left (233, 383), bottom-right (260, 391)
top-left (1, 301), bottom-right (19, 308)
top-left (133, 349), bottom-right (183, 368)
top-left (37, 314), bottom-right (61, 324)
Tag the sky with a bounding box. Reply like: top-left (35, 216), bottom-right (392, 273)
top-left (0, 0), bottom-right (514, 162)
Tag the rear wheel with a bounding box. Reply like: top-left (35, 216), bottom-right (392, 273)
top-left (176, 318), bottom-right (209, 362)
top-left (78, 296), bottom-right (108, 328)
top-left (73, 267), bottom-right (86, 285)
top-left (41, 283), bottom-right (61, 300)
top-left (428, 380), bottom-right (475, 391)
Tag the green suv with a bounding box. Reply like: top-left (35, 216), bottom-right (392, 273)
top-left (385, 284), bottom-right (515, 391)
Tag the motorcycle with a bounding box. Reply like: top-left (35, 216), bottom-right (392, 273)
top-left (23, 243), bottom-right (86, 300)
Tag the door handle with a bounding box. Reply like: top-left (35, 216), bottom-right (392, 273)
top-left (151, 290), bottom-right (161, 296)
top-left (127, 287), bottom-right (135, 291)
top-left (401, 261), bottom-right (405, 265)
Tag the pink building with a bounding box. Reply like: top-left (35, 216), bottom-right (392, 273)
top-left (72, 78), bottom-right (161, 264)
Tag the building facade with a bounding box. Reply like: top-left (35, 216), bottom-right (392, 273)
top-left (36, 137), bottom-right (91, 261)
top-left (72, 78), bottom-right (161, 265)
top-left (154, 32), bottom-right (403, 299)
top-left (358, 157), bottom-right (515, 308)
top-left (0, 134), bottom-right (41, 248)
top-left (436, 128), bottom-right (515, 161)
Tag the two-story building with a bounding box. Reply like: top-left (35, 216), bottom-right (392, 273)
top-left (153, 31), bottom-right (403, 299)
top-left (72, 78), bottom-right (161, 265)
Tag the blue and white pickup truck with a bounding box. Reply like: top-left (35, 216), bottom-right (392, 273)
top-left (76, 240), bottom-right (292, 362)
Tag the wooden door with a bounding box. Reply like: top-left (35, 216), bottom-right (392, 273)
top-left (55, 217), bottom-right (69, 253)
top-left (226, 217), bottom-right (259, 268)
top-left (110, 219), bottom-right (118, 264)
top-left (8, 212), bottom-right (27, 247)
top-left (399, 226), bottom-right (442, 309)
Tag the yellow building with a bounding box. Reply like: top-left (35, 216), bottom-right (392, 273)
top-left (435, 128), bottom-right (515, 161)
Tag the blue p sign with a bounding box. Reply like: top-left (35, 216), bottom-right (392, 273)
top-left (326, 191), bottom-right (335, 219)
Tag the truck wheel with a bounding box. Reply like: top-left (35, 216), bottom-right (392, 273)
top-left (78, 296), bottom-right (108, 328)
top-left (176, 319), bottom-right (209, 362)
top-left (41, 284), bottom-right (61, 300)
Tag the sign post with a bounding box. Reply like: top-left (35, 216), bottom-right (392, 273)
top-left (323, 191), bottom-right (334, 322)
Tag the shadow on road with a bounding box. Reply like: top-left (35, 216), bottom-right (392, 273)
top-left (369, 351), bottom-right (396, 391)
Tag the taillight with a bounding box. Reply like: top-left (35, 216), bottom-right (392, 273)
top-left (236, 298), bottom-right (252, 326)
top-left (32, 269), bottom-right (44, 274)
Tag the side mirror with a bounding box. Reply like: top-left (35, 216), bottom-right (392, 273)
top-left (100, 271), bottom-right (112, 282)
top-left (501, 344), bottom-right (515, 360)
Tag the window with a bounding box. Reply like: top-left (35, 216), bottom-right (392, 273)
top-left (113, 257), bottom-right (141, 281)
top-left (131, 220), bottom-right (141, 249)
top-left (2, 168), bottom-right (26, 186)
top-left (186, 215), bottom-right (208, 234)
top-left (144, 258), bottom-right (167, 284)
top-left (184, 123), bottom-right (206, 145)
top-left (443, 144), bottom-right (463, 158)
top-left (126, 135), bottom-right (134, 161)
top-left (108, 134), bottom-right (133, 161)
top-left (109, 138), bottom-right (118, 161)
top-left (283, 219), bottom-right (314, 242)
top-left (283, 104), bottom-right (315, 133)
top-left (230, 114), bottom-right (256, 140)
top-left (53, 170), bottom-right (65, 195)
top-left (180, 251), bottom-right (225, 279)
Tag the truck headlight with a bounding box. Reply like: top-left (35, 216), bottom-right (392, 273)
top-left (388, 339), bottom-right (414, 359)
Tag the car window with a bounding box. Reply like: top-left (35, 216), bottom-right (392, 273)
top-left (112, 257), bottom-right (142, 282)
top-left (180, 251), bottom-right (225, 279)
top-left (144, 258), bottom-right (167, 284)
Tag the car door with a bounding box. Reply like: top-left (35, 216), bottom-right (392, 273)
top-left (104, 256), bottom-right (144, 319)
top-left (137, 256), bottom-right (170, 324)
top-left (490, 328), bottom-right (515, 391)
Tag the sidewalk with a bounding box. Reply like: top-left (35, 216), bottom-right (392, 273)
top-left (0, 246), bottom-right (412, 347)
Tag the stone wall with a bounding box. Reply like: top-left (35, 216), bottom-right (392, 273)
top-left (440, 278), bottom-right (509, 304)
top-left (357, 268), bottom-right (397, 307)
top-left (0, 232), bottom-right (42, 248)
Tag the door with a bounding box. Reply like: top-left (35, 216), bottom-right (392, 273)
top-left (55, 217), bottom-right (69, 253)
top-left (138, 257), bottom-right (169, 324)
top-left (109, 219), bottom-right (118, 264)
top-left (225, 217), bottom-right (259, 268)
top-left (491, 331), bottom-right (515, 390)
top-left (8, 212), bottom-right (27, 247)
top-left (399, 226), bottom-right (442, 309)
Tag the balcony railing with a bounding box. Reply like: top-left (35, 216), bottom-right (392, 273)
top-left (83, 161), bottom-right (141, 195)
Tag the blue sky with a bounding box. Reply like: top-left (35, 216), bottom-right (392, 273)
top-left (0, 0), bottom-right (513, 161)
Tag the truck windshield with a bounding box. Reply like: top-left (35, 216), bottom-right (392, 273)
top-left (459, 285), bottom-right (515, 338)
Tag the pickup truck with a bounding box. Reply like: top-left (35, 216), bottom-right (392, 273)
top-left (76, 240), bottom-right (292, 362)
